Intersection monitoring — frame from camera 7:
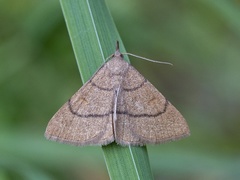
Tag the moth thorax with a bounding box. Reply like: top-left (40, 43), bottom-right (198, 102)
top-left (107, 57), bottom-right (128, 75)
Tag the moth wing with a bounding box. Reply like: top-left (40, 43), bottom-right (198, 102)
top-left (115, 65), bottom-right (190, 146)
top-left (45, 64), bottom-right (115, 146)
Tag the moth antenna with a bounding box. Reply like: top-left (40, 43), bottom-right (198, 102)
top-left (116, 41), bottom-right (120, 51)
top-left (106, 41), bottom-right (172, 66)
top-left (122, 53), bottom-right (173, 66)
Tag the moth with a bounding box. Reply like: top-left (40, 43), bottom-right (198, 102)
top-left (45, 42), bottom-right (190, 146)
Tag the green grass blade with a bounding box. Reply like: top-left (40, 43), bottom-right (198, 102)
top-left (59, 0), bottom-right (128, 82)
top-left (103, 143), bottom-right (153, 180)
top-left (59, 0), bottom-right (153, 179)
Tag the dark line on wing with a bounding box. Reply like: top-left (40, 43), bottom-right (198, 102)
top-left (118, 98), bottom-right (169, 117)
top-left (68, 98), bottom-right (169, 118)
top-left (90, 80), bottom-right (113, 91)
top-left (123, 79), bottom-right (147, 92)
top-left (68, 99), bottom-right (111, 117)
top-left (90, 79), bottom-right (147, 92)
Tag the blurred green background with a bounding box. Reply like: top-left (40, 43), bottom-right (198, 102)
top-left (1, 0), bottom-right (240, 179)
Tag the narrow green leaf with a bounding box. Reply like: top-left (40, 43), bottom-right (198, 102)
top-left (59, 0), bottom-right (128, 82)
top-left (103, 143), bottom-right (153, 180)
top-left (59, 0), bottom-right (153, 179)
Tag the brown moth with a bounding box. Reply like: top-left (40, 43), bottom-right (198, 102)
top-left (45, 42), bottom-right (190, 146)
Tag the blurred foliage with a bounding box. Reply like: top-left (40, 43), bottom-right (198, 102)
top-left (0, 0), bottom-right (240, 179)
